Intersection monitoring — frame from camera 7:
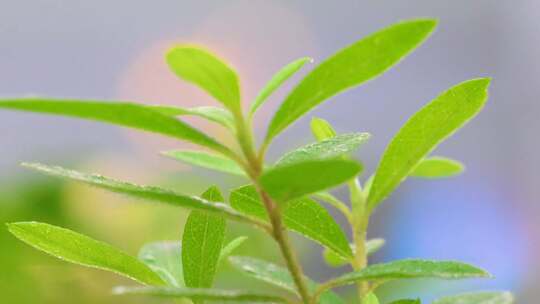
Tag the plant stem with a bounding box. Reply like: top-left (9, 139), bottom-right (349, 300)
top-left (351, 217), bottom-right (369, 301)
top-left (234, 112), bottom-right (261, 176)
top-left (235, 111), bottom-right (311, 304)
top-left (348, 179), bottom-right (370, 303)
top-left (258, 188), bottom-right (312, 303)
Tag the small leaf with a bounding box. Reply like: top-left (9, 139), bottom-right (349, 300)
top-left (228, 256), bottom-right (344, 304)
top-left (410, 156), bottom-right (464, 178)
top-left (323, 239), bottom-right (385, 267)
top-left (368, 78), bottom-right (491, 211)
top-left (323, 248), bottom-right (348, 267)
top-left (7, 222), bottom-right (164, 286)
top-left (0, 99), bottom-right (231, 155)
top-left (261, 159), bottom-right (363, 202)
top-left (388, 299), bottom-right (421, 304)
top-left (275, 133), bottom-right (370, 166)
top-left (323, 259), bottom-right (490, 290)
top-left (310, 117), bottom-right (337, 141)
top-left (364, 293), bottom-right (380, 304)
top-left (250, 57), bottom-right (312, 116)
top-left (162, 150), bottom-right (245, 176)
top-left (138, 241), bottom-right (184, 287)
top-left (167, 46), bottom-right (241, 114)
top-left (22, 163), bottom-right (268, 229)
top-left (265, 19), bottom-right (437, 142)
top-left (432, 291), bottom-right (514, 304)
top-left (182, 186), bottom-right (226, 289)
top-left (113, 286), bottom-right (288, 303)
top-left (366, 238), bottom-right (386, 256)
top-left (219, 236), bottom-right (248, 263)
top-left (230, 185), bottom-right (352, 258)
top-left (150, 105), bottom-right (235, 131)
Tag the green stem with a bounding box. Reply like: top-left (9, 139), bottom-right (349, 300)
top-left (235, 110), bottom-right (311, 304)
top-left (257, 187), bottom-right (312, 304)
top-left (348, 178), bottom-right (370, 303)
top-left (312, 192), bottom-right (353, 226)
top-left (234, 112), bottom-right (261, 176)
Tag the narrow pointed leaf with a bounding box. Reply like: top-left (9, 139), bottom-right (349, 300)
top-left (0, 99), bottom-right (231, 155)
top-left (163, 150), bottom-right (245, 176)
top-left (150, 105), bottom-right (235, 131)
top-left (250, 57), bottom-right (312, 115)
top-left (368, 78), bottom-right (491, 211)
top-left (183, 186), bottom-right (226, 290)
top-left (265, 19), bottom-right (437, 142)
top-left (113, 286), bottom-right (288, 303)
top-left (366, 238), bottom-right (386, 256)
top-left (433, 291), bottom-right (514, 304)
top-left (323, 238), bottom-right (385, 267)
top-left (261, 159), bottom-right (363, 202)
top-left (7, 222), bottom-right (164, 286)
top-left (410, 156), bottom-right (464, 178)
top-left (138, 241), bottom-right (184, 287)
top-left (275, 133), bottom-right (370, 166)
top-left (218, 236), bottom-right (248, 263)
top-left (167, 46), bottom-right (241, 114)
top-left (323, 259), bottom-right (490, 290)
top-left (311, 117), bottom-right (337, 141)
top-left (22, 163), bottom-right (269, 229)
top-left (230, 185), bottom-right (352, 258)
top-left (229, 256), bottom-right (344, 304)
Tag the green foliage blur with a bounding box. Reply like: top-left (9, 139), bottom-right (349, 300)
top-left (0, 170), bottom-right (293, 303)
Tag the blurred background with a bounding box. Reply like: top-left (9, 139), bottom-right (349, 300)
top-left (0, 0), bottom-right (537, 303)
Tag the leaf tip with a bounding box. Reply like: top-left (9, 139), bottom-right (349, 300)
top-left (5, 221), bottom-right (33, 236)
top-left (412, 17), bottom-right (439, 29)
top-left (5, 222), bottom-right (16, 231)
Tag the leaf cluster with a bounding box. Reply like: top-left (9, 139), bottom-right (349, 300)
top-left (1, 18), bottom-right (512, 304)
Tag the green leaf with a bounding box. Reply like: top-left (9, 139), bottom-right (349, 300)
top-left (364, 293), bottom-right (380, 304)
top-left (162, 150), bottom-right (245, 176)
top-left (113, 286), bottom-right (288, 303)
top-left (323, 238), bottom-right (385, 267)
top-left (230, 185), bottom-right (352, 258)
top-left (219, 236), bottom-right (248, 263)
top-left (138, 241), bottom-right (184, 287)
top-left (388, 299), bottom-right (421, 304)
top-left (366, 238), bottom-right (386, 256)
top-left (149, 105), bottom-right (235, 131)
top-left (275, 133), bottom-right (370, 166)
top-left (310, 117), bottom-right (337, 141)
top-left (182, 186), bottom-right (227, 289)
top-left (265, 19), bottom-right (437, 142)
top-left (167, 46), bottom-right (241, 114)
top-left (0, 98), bottom-right (231, 155)
top-left (261, 159), bottom-right (363, 202)
top-left (7, 222), bottom-right (164, 286)
top-left (228, 256), bottom-right (344, 304)
top-left (322, 259), bottom-right (490, 290)
top-left (368, 78), bottom-right (491, 211)
top-left (250, 57), bottom-right (312, 116)
top-left (410, 156), bottom-right (464, 178)
top-left (22, 163), bottom-right (269, 229)
top-left (323, 247), bottom-right (348, 267)
top-left (432, 291), bottom-right (514, 304)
